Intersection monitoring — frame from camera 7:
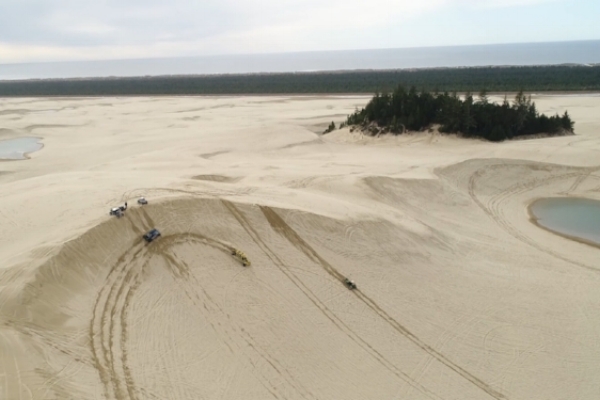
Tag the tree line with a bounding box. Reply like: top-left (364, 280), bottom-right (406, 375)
top-left (0, 65), bottom-right (599, 96)
top-left (340, 86), bottom-right (574, 142)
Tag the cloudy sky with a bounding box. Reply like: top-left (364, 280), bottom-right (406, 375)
top-left (1, 0), bottom-right (598, 63)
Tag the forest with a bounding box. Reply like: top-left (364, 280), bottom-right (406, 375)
top-left (0, 65), bottom-right (598, 96)
top-left (341, 86), bottom-right (574, 142)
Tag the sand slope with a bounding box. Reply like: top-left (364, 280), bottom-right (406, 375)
top-left (1, 95), bottom-right (599, 400)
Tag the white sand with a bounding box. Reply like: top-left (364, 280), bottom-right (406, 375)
top-left (0, 94), bottom-right (599, 400)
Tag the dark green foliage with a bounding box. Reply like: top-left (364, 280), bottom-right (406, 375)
top-left (345, 86), bottom-right (574, 142)
top-left (0, 65), bottom-right (599, 96)
top-left (323, 121), bottom-right (336, 134)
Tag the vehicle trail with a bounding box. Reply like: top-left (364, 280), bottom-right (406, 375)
top-left (160, 245), bottom-right (288, 399)
top-left (259, 205), bottom-right (507, 400)
top-left (223, 200), bottom-right (444, 400)
top-left (89, 241), bottom-right (150, 400)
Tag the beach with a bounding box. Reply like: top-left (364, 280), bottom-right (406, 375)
top-left (0, 94), bottom-right (599, 400)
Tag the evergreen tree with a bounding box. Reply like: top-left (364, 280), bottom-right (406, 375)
top-left (323, 121), bottom-right (336, 134)
top-left (478, 89), bottom-right (489, 105)
top-left (345, 84), bottom-right (575, 142)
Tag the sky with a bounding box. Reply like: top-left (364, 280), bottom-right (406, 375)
top-left (0, 0), bottom-right (599, 63)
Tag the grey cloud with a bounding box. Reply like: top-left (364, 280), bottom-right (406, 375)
top-left (0, 0), bottom-right (252, 47)
top-left (0, 0), bottom-right (565, 60)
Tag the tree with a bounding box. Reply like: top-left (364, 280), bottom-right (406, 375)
top-left (489, 126), bottom-right (507, 142)
top-left (562, 111), bottom-right (574, 132)
top-left (478, 89), bottom-right (489, 105)
top-left (323, 121), bottom-right (336, 134)
top-left (462, 92), bottom-right (476, 134)
top-left (344, 84), bottom-right (575, 142)
top-left (513, 90), bottom-right (531, 132)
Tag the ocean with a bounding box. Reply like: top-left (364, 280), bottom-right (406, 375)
top-left (1, 40), bottom-right (599, 81)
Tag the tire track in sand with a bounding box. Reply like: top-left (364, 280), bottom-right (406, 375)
top-left (90, 237), bottom-right (158, 400)
top-left (223, 200), bottom-right (444, 400)
top-left (562, 169), bottom-right (596, 195)
top-left (259, 205), bottom-right (506, 400)
top-left (160, 248), bottom-right (292, 400)
top-left (467, 164), bottom-right (599, 272)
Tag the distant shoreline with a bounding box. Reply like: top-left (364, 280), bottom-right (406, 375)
top-left (1, 65), bottom-right (599, 97)
top-left (2, 63), bottom-right (599, 83)
top-left (1, 92), bottom-right (599, 100)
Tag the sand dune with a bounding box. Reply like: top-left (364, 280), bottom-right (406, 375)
top-left (0, 95), bottom-right (599, 400)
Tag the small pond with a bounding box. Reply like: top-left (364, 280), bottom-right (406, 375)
top-left (529, 197), bottom-right (600, 246)
top-left (0, 137), bottom-right (43, 160)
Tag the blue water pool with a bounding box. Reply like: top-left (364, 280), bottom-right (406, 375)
top-left (530, 197), bottom-right (600, 246)
top-left (0, 137), bottom-right (43, 160)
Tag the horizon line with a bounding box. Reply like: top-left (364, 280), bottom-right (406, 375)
top-left (2, 38), bottom-right (599, 67)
